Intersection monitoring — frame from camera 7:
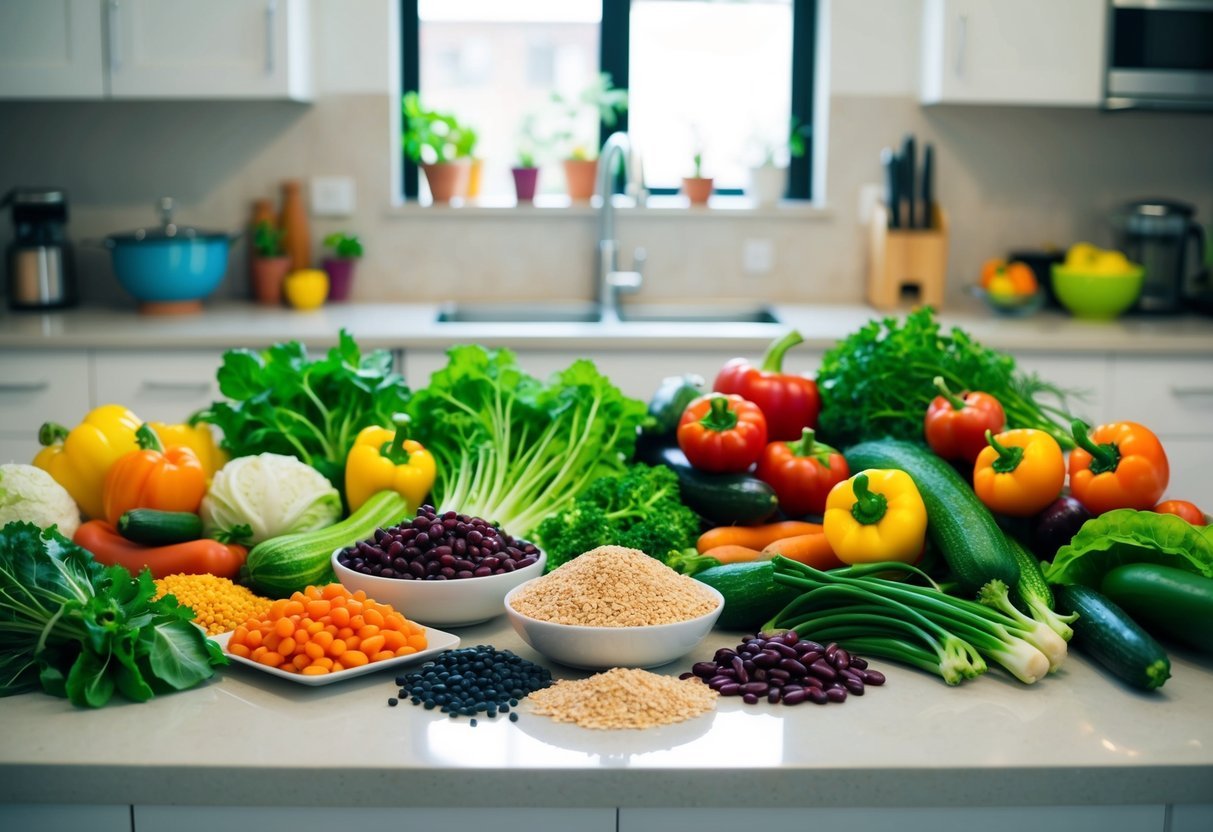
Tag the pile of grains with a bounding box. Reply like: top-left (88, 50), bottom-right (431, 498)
top-left (153, 573), bottom-right (271, 635)
top-left (526, 668), bottom-right (717, 729)
top-left (392, 645), bottom-right (553, 725)
top-left (508, 545), bottom-right (719, 627)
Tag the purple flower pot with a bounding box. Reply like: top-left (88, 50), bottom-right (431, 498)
top-left (511, 167), bottom-right (540, 203)
top-left (322, 257), bottom-right (357, 302)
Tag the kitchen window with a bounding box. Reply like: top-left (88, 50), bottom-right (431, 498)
top-left (400, 0), bottom-right (817, 203)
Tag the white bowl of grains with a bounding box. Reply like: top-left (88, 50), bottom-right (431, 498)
top-left (503, 545), bottom-right (724, 670)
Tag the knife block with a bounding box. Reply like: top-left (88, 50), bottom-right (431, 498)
top-left (866, 202), bottom-right (949, 310)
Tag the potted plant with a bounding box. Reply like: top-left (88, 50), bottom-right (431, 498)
top-left (321, 232), bottom-right (363, 302)
top-left (682, 150), bottom-right (713, 206)
top-left (250, 220), bottom-right (290, 306)
top-left (747, 117), bottom-right (809, 207)
top-left (549, 73), bottom-right (628, 201)
top-left (510, 116), bottom-right (543, 204)
top-left (402, 91), bottom-right (476, 204)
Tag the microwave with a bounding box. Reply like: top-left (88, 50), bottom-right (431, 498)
top-left (1105, 0), bottom-right (1213, 110)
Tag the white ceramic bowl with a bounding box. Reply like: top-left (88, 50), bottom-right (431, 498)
top-left (503, 580), bottom-right (725, 670)
top-left (331, 548), bottom-right (546, 628)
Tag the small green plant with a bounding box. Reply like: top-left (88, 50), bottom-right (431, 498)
top-left (402, 91), bottom-right (478, 165)
top-left (323, 232), bottom-right (363, 259)
top-left (692, 151), bottom-right (704, 179)
top-left (548, 72), bottom-right (628, 160)
top-left (253, 221), bottom-right (284, 258)
top-left (756, 117), bottom-right (810, 167)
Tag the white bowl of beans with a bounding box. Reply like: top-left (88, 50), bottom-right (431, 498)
top-left (331, 505), bottom-right (546, 628)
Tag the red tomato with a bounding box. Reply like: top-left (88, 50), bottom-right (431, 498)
top-left (1152, 500), bottom-right (1207, 526)
top-left (677, 394), bottom-right (768, 474)
top-left (923, 377), bottom-right (1006, 463)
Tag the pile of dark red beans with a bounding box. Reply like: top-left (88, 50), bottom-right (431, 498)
top-left (336, 504), bottom-right (541, 581)
top-left (683, 631), bottom-right (885, 706)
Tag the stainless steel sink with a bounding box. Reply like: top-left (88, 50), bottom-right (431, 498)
top-left (435, 301), bottom-right (780, 325)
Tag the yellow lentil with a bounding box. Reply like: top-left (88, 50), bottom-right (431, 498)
top-left (154, 573), bottom-right (272, 636)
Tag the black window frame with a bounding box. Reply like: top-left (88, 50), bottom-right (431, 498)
top-left (400, 0), bottom-right (816, 202)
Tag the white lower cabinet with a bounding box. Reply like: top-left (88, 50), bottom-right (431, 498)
top-left (92, 350), bottom-right (227, 424)
top-left (1014, 353), bottom-right (1112, 427)
top-left (0, 350), bottom-right (91, 464)
top-left (133, 806), bottom-right (616, 832)
top-left (0, 804), bottom-right (130, 832)
top-left (1171, 804), bottom-right (1213, 832)
top-left (620, 805), bottom-right (1165, 832)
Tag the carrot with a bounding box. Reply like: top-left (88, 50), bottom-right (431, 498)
top-left (696, 520), bottom-right (823, 554)
top-left (699, 544), bottom-right (763, 565)
top-left (73, 519), bottom-right (246, 580)
top-left (759, 533), bottom-right (845, 570)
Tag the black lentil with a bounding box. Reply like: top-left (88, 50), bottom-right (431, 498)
top-left (339, 505), bottom-right (540, 580)
top-left (393, 644), bottom-right (552, 725)
top-left (387, 697), bottom-right (398, 707)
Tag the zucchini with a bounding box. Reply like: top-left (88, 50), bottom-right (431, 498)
top-left (694, 560), bottom-right (800, 632)
top-left (1100, 563), bottom-right (1213, 655)
top-left (655, 444), bottom-right (778, 526)
top-left (117, 509), bottom-right (203, 545)
top-left (644, 373), bottom-right (705, 439)
top-left (246, 490), bottom-right (411, 597)
top-left (844, 439), bottom-right (1019, 592)
top-left (1055, 583), bottom-right (1171, 691)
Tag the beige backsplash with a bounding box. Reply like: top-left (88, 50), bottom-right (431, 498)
top-left (1, 94), bottom-right (1210, 309)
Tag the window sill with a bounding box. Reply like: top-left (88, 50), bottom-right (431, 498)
top-left (383, 194), bottom-right (833, 221)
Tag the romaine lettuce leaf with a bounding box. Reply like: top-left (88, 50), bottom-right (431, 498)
top-left (1043, 509), bottom-right (1213, 587)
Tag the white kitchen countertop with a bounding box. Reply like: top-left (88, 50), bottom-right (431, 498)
top-left (0, 615), bottom-right (1210, 809)
top-left (2, 300), bottom-right (1213, 355)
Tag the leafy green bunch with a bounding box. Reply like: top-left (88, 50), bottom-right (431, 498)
top-left (815, 307), bottom-right (1078, 449)
top-left (0, 522), bottom-right (225, 708)
top-left (252, 220), bottom-right (284, 258)
top-left (196, 330), bottom-right (410, 490)
top-left (323, 232), bottom-right (363, 259)
top-left (402, 91), bottom-right (478, 164)
top-left (535, 464), bottom-right (702, 573)
top-left (405, 345), bottom-right (648, 539)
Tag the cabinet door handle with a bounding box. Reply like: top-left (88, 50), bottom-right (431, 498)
top-left (1170, 386), bottom-right (1213, 399)
top-left (265, 0), bottom-right (277, 74)
top-left (107, 0), bottom-right (122, 72)
top-left (0, 381), bottom-right (50, 394)
top-left (139, 381), bottom-right (212, 395)
top-left (954, 13), bottom-right (968, 79)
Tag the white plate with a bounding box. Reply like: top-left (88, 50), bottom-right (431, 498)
top-left (210, 626), bottom-right (460, 687)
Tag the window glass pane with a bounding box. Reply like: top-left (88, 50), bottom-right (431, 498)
top-left (418, 0), bottom-right (601, 200)
top-left (629, 0), bottom-right (793, 192)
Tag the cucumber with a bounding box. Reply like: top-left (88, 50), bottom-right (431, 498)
top-left (844, 438), bottom-right (1019, 593)
top-left (644, 373), bottom-right (705, 439)
top-left (117, 509), bottom-right (203, 545)
top-left (1055, 583), bottom-right (1171, 691)
top-left (1100, 564), bottom-right (1213, 655)
top-left (655, 444), bottom-right (778, 526)
top-left (246, 490), bottom-right (411, 597)
top-left (694, 560), bottom-right (801, 633)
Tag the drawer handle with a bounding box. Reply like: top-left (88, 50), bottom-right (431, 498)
top-left (139, 381), bottom-right (213, 394)
top-left (0, 381), bottom-right (50, 393)
top-left (1170, 386), bottom-right (1213, 398)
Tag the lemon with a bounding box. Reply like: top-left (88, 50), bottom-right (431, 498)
top-left (284, 269), bottom-right (329, 310)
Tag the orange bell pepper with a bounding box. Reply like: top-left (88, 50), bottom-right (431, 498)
top-left (1069, 420), bottom-right (1169, 515)
top-left (973, 429), bottom-right (1066, 517)
top-left (102, 423), bottom-right (208, 527)
top-left (981, 259), bottom-right (1038, 296)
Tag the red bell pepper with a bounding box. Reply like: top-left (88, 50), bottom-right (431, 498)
top-left (1152, 500), bottom-right (1207, 526)
top-left (677, 394), bottom-right (768, 473)
top-left (756, 428), bottom-right (850, 517)
top-left (713, 330), bottom-right (819, 441)
top-left (1068, 420), bottom-right (1170, 515)
top-left (923, 376), bottom-right (1006, 463)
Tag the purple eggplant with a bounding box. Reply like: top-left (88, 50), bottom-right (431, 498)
top-left (1032, 496), bottom-right (1093, 561)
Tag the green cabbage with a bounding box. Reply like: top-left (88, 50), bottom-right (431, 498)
top-left (1043, 509), bottom-right (1213, 588)
top-left (200, 453), bottom-right (341, 545)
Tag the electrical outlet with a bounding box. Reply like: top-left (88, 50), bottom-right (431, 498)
top-left (310, 176), bottom-right (356, 217)
top-left (743, 238), bottom-right (775, 276)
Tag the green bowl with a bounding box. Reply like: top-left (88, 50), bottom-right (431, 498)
top-left (1051, 263), bottom-right (1144, 320)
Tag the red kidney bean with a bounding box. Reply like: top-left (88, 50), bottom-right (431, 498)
top-left (800, 650), bottom-right (822, 666)
top-left (778, 657), bottom-right (808, 676)
top-left (714, 648), bottom-right (737, 664)
top-left (708, 676), bottom-right (733, 689)
top-left (731, 656), bottom-right (749, 683)
top-left (799, 640), bottom-right (826, 653)
top-left (770, 641), bottom-right (797, 659)
top-left (843, 677), bottom-right (865, 695)
top-left (742, 659), bottom-right (756, 673)
top-left (802, 674), bottom-right (824, 689)
top-left (742, 681), bottom-right (769, 695)
top-left (825, 643), bottom-right (839, 660)
top-left (752, 668), bottom-right (768, 681)
top-left (692, 662), bottom-right (718, 679)
top-left (767, 688), bottom-right (782, 704)
top-left (807, 688), bottom-right (829, 705)
top-left (782, 630), bottom-right (800, 645)
top-left (767, 668), bottom-right (790, 683)
top-left (742, 693), bottom-right (760, 705)
top-left (861, 669), bottom-right (886, 686)
top-left (809, 660), bottom-right (837, 682)
top-left (719, 682), bottom-right (741, 696)
top-left (679, 672), bottom-right (694, 681)
top-left (825, 686), bottom-right (848, 703)
top-left (838, 668), bottom-right (863, 685)
top-left (782, 688), bottom-right (808, 705)
top-left (850, 656), bottom-right (869, 670)
top-left (752, 651), bottom-right (778, 669)
top-left (833, 648), bottom-right (851, 669)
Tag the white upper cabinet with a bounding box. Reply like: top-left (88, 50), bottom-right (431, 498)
top-left (0, 0), bottom-right (310, 101)
top-left (0, 0), bottom-right (105, 98)
top-left (920, 0), bottom-right (1106, 107)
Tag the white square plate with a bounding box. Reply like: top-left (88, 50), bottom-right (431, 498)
top-left (211, 626), bottom-right (460, 687)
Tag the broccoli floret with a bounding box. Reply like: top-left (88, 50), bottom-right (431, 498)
top-left (534, 464), bottom-right (701, 572)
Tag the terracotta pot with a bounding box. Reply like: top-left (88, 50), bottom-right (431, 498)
top-left (421, 161), bottom-right (471, 204)
top-left (250, 256), bottom-right (290, 306)
top-left (322, 257), bottom-right (357, 302)
top-left (682, 177), bottom-right (714, 206)
top-left (511, 167), bottom-right (540, 203)
top-left (563, 158), bottom-right (598, 202)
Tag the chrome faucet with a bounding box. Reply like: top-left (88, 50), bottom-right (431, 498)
top-left (595, 132), bottom-right (646, 322)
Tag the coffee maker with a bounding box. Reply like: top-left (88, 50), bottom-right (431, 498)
top-left (3, 187), bottom-right (77, 310)
top-left (1110, 199), bottom-right (1208, 314)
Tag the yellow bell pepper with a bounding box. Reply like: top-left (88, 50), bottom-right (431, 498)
top-left (148, 420), bottom-right (228, 480)
top-left (33, 404), bottom-right (142, 520)
top-left (344, 415), bottom-right (436, 513)
top-left (823, 469), bottom-right (927, 565)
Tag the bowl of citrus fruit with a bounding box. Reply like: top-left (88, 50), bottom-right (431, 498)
top-left (1051, 243), bottom-right (1144, 320)
top-left (974, 258), bottom-right (1045, 316)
